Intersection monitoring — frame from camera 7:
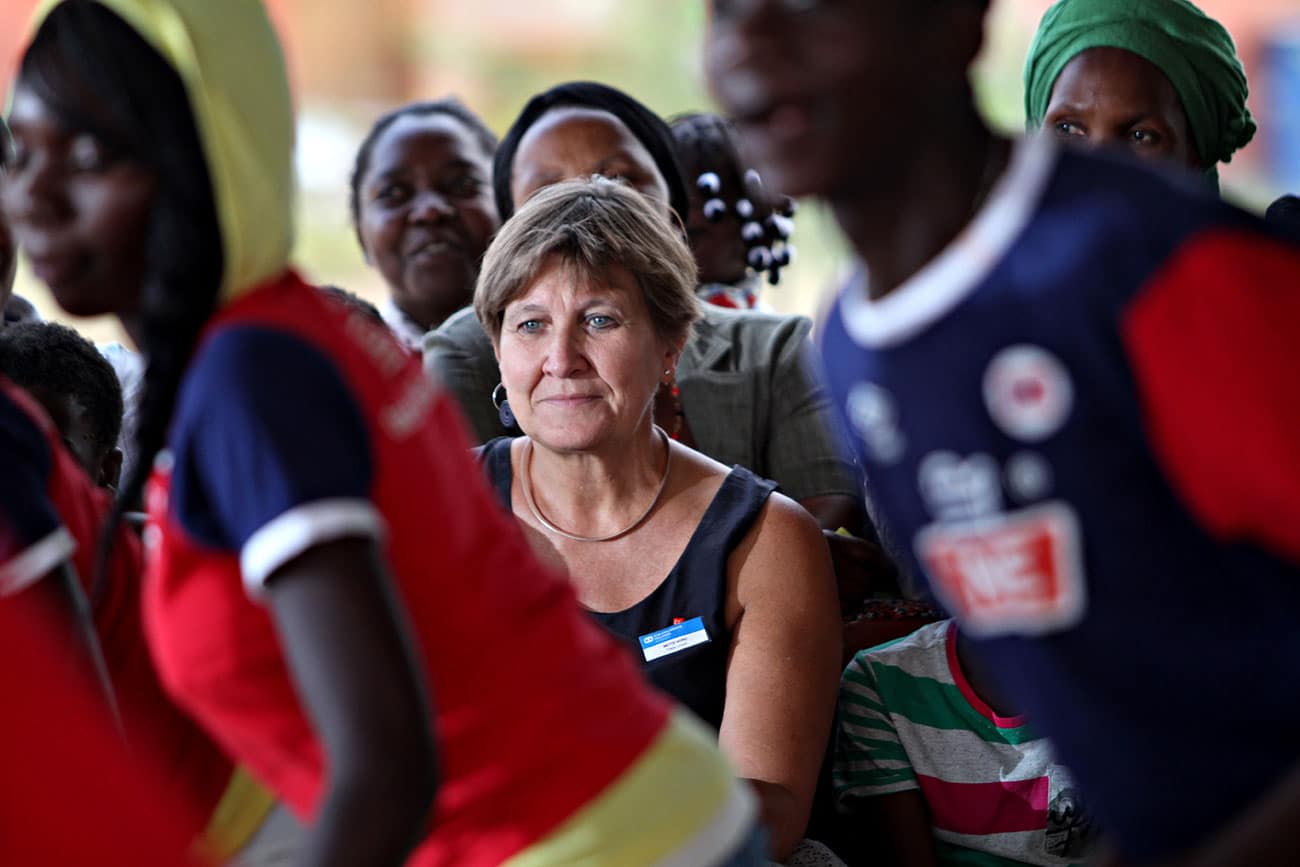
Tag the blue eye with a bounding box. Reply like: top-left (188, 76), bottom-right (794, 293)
top-left (587, 314), bottom-right (616, 330)
top-left (518, 319), bottom-right (543, 333)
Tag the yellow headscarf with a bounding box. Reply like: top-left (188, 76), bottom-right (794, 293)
top-left (29, 0), bottom-right (296, 301)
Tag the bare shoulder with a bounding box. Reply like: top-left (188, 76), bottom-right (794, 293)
top-left (731, 490), bottom-right (836, 602)
top-left (665, 439), bottom-right (732, 504)
top-left (750, 490), bottom-right (828, 552)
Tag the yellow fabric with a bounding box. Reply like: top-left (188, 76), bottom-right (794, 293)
top-left (504, 711), bottom-right (750, 867)
top-left (200, 766), bottom-right (279, 861)
top-left (31, 0), bottom-right (295, 301)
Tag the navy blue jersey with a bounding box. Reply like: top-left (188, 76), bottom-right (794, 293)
top-left (166, 324), bottom-right (377, 589)
top-left (820, 137), bottom-right (1300, 859)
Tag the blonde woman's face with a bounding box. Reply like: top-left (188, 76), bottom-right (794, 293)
top-left (495, 254), bottom-right (674, 453)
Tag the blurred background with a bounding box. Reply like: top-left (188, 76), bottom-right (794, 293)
top-left (3, 0), bottom-right (1298, 344)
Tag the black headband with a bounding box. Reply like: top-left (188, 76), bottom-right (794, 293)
top-left (492, 81), bottom-right (690, 225)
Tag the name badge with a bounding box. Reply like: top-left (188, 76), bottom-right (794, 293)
top-left (639, 617), bottom-right (710, 662)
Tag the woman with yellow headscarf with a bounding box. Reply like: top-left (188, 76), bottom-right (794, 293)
top-left (1024, 0), bottom-right (1256, 189)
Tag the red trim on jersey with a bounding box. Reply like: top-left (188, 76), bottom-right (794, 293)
top-left (916, 773), bottom-right (1049, 835)
top-left (1122, 230), bottom-right (1300, 563)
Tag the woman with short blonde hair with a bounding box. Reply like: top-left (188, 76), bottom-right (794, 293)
top-left (476, 176), bottom-right (842, 862)
top-left (475, 176), bottom-right (700, 349)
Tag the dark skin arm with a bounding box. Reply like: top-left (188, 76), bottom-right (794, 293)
top-left (265, 537), bottom-right (438, 867)
top-left (841, 791), bottom-right (938, 867)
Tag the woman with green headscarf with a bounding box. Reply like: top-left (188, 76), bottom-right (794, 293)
top-left (1024, 0), bottom-right (1255, 189)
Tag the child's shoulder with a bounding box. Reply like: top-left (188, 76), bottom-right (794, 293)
top-left (844, 619), bottom-right (953, 689)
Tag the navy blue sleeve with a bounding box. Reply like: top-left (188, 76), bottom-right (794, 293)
top-left (170, 327), bottom-right (378, 588)
top-left (0, 389), bottom-right (73, 594)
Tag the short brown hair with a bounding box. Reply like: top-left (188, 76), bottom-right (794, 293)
top-left (475, 176), bottom-right (700, 346)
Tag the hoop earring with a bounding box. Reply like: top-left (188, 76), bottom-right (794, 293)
top-left (491, 382), bottom-right (516, 430)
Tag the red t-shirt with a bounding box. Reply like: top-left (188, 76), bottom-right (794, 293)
top-left (0, 601), bottom-right (208, 865)
top-left (1, 377), bottom-right (232, 828)
top-left (145, 272), bottom-right (672, 866)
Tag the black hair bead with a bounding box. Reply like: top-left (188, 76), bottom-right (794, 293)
top-left (734, 198), bottom-right (755, 220)
top-left (703, 198), bottom-right (727, 222)
top-left (766, 214), bottom-right (794, 240)
top-left (741, 220), bottom-right (765, 243)
top-left (696, 172), bottom-right (722, 195)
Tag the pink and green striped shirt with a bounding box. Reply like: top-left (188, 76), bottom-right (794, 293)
top-left (834, 621), bottom-right (1094, 866)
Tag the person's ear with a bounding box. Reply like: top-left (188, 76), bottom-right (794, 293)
top-left (99, 447), bottom-right (124, 492)
top-left (661, 338), bottom-right (686, 377)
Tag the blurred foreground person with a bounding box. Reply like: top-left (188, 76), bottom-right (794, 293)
top-left (1, 121), bottom-right (38, 327)
top-left (5, 1), bottom-right (763, 864)
top-left (0, 333), bottom-right (246, 856)
top-left (707, 0), bottom-right (1300, 864)
top-left (2, 376), bottom-right (207, 865)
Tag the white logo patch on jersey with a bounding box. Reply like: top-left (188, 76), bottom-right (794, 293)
top-left (914, 501), bottom-right (1087, 637)
top-left (983, 345), bottom-right (1073, 442)
top-left (846, 382), bottom-right (906, 464)
top-left (918, 451), bottom-right (1002, 521)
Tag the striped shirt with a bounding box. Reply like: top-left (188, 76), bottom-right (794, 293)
top-left (835, 621), bottom-right (1093, 866)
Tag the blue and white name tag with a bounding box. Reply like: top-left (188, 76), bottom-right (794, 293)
top-left (639, 617), bottom-right (711, 663)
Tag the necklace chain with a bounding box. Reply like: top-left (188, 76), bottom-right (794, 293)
top-left (520, 427), bottom-right (672, 543)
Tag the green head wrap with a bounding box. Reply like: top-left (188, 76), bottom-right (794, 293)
top-left (1023, 0), bottom-right (1256, 187)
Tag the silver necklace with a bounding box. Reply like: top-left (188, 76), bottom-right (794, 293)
top-left (520, 427), bottom-right (672, 543)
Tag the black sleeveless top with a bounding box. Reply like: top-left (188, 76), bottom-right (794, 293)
top-left (478, 437), bottom-right (777, 730)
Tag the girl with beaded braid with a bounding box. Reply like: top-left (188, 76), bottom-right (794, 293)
top-left (670, 112), bottom-right (797, 309)
top-left (5, 2), bottom-right (765, 865)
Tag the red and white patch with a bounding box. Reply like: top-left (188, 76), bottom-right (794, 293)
top-left (914, 502), bottom-right (1087, 636)
top-left (982, 345), bottom-right (1073, 442)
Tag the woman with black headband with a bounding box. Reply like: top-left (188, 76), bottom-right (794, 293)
top-left (671, 111), bottom-right (797, 310)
